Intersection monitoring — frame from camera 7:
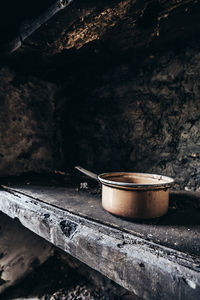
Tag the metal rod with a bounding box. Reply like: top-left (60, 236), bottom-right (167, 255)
top-left (75, 166), bottom-right (99, 181)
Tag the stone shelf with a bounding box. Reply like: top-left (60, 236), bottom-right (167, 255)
top-left (0, 177), bottom-right (199, 300)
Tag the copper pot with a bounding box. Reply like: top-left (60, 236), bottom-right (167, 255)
top-left (75, 166), bottom-right (174, 219)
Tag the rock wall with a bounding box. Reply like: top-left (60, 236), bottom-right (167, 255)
top-left (59, 44), bottom-right (200, 191)
top-left (0, 0), bottom-right (199, 190)
top-left (0, 67), bottom-right (58, 176)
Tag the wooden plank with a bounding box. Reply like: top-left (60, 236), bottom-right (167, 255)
top-left (4, 185), bottom-right (200, 257)
top-left (0, 188), bottom-right (199, 300)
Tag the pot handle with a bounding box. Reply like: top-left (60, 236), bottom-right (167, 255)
top-left (75, 166), bottom-right (99, 181)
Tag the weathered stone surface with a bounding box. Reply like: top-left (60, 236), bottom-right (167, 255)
top-left (0, 67), bottom-right (58, 176)
top-left (56, 43), bottom-right (200, 190)
top-left (0, 0), bottom-right (199, 189)
top-left (20, 0), bottom-right (200, 55)
top-left (4, 183), bottom-right (200, 256)
top-left (0, 187), bottom-right (199, 300)
top-left (0, 212), bottom-right (53, 293)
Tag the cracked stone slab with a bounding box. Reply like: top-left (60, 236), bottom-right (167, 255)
top-left (0, 186), bottom-right (199, 300)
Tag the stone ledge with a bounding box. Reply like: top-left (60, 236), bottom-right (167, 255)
top-left (0, 186), bottom-right (199, 300)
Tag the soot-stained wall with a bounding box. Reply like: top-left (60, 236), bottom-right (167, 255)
top-left (0, 67), bottom-right (58, 176)
top-left (0, 0), bottom-right (199, 190)
top-left (59, 44), bottom-right (200, 191)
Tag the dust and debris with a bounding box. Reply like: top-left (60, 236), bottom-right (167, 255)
top-left (80, 182), bottom-right (89, 190)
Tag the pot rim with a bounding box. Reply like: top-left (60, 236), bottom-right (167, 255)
top-left (98, 172), bottom-right (174, 189)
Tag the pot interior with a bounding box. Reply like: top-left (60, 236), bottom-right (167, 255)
top-left (98, 172), bottom-right (174, 188)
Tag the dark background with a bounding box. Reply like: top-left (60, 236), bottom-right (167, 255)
top-left (0, 0), bottom-right (199, 190)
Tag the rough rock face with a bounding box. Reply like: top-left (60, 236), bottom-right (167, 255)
top-left (0, 212), bottom-right (52, 294)
top-left (60, 45), bottom-right (200, 191)
top-left (0, 67), bottom-right (57, 176)
top-left (0, 0), bottom-right (199, 190)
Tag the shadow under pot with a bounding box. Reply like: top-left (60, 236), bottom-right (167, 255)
top-left (75, 167), bottom-right (174, 219)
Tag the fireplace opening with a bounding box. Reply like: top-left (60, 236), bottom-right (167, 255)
top-left (0, 1), bottom-right (200, 191)
top-left (0, 1), bottom-right (199, 300)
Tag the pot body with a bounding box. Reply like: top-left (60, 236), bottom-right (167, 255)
top-left (75, 167), bottom-right (173, 219)
top-left (101, 184), bottom-right (169, 219)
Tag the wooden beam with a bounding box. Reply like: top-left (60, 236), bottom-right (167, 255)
top-left (0, 187), bottom-right (199, 300)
